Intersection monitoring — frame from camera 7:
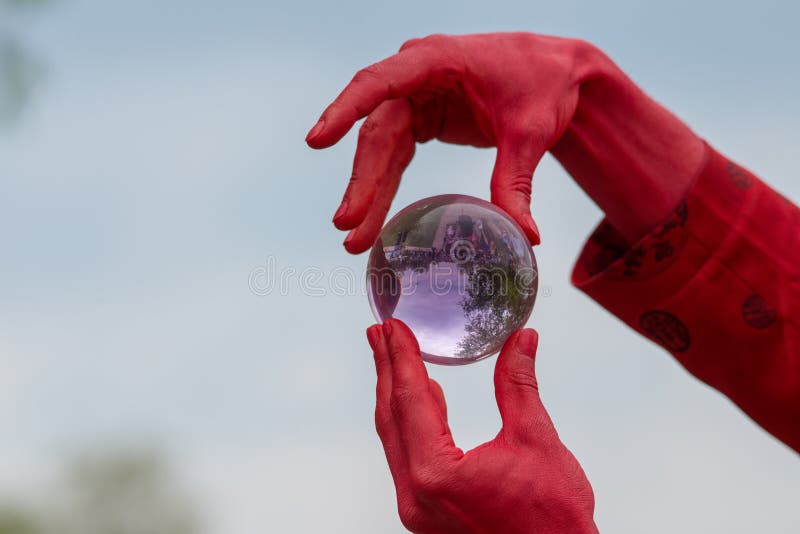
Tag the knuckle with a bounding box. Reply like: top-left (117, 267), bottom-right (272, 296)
top-left (357, 115), bottom-right (398, 147)
top-left (347, 169), bottom-right (361, 187)
top-left (491, 174), bottom-right (531, 201)
top-left (409, 464), bottom-right (445, 497)
top-left (389, 386), bottom-right (420, 417)
top-left (387, 339), bottom-right (411, 361)
top-left (508, 173), bottom-right (533, 195)
top-left (420, 33), bottom-right (450, 46)
top-left (374, 406), bottom-right (393, 434)
top-left (358, 117), bottom-right (380, 137)
top-left (571, 37), bottom-right (600, 58)
top-left (399, 37), bottom-right (422, 51)
top-left (510, 181), bottom-right (533, 199)
top-left (352, 63), bottom-right (383, 85)
top-left (505, 369), bottom-right (539, 391)
top-left (409, 34), bottom-right (464, 80)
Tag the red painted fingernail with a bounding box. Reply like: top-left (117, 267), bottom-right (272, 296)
top-left (521, 214), bottom-right (541, 245)
top-left (306, 119), bottom-right (325, 142)
top-left (516, 329), bottom-right (536, 355)
top-left (333, 199), bottom-right (349, 225)
top-left (343, 231), bottom-right (355, 250)
top-left (382, 320), bottom-right (393, 337)
top-left (366, 325), bottom-right (382, 350)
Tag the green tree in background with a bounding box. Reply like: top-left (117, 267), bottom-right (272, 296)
top-left (0, 0), bottom-right (48, 123)
top-left (0, 449), bottom-right (201, 534)
top-left (0, 505), bottom-right (40, 534)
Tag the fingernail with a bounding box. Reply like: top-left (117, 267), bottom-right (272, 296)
top-left (521, 214), bottom-right (541, 246)
top-left (382, 320), bottom-right (393, 337)
top-left (366, 324), bottom-right (382, 350)
top-left (306, 119), bottom-right (325, 142)
top-left (333, 199), bottom-right (349, 224)
top-left (516, 329), bottom-right (536, 355)
top-left (343, 231), bottom-right (355, 250)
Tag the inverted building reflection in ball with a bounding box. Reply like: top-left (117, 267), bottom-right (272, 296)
top-left (367, 195), bottom-right (538, 365)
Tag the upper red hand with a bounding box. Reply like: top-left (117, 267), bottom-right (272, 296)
top-left (306, 33), bottom-right (604, 252)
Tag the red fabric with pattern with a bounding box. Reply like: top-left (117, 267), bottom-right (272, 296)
top-left (573, 145), bottom-right (800, 452)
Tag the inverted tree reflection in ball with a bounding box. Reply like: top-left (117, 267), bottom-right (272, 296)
top-left (367, 195), bottom-right (538, 365)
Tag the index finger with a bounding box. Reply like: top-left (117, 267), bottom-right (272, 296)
top-left (367, 324), bottom-right (411, 490)
top-left (383, 319), bottom-right (461, 470)
top-left (305, 43), bottom-right (446, 149)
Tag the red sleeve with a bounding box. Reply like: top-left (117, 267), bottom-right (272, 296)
top-left (572, 142), bottom-right (800, 452)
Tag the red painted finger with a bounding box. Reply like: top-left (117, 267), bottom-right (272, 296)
top-left (367, 325), bottom-right (413, 489)
top-left (490, 129), bottom-right (546, 245)
top-left (493, 328), bottom-right (556, 446)
top-left (382, 319), bottom-right (460, 470)
top-left (333, 98), bottom-right (413, 234)
top-left (306, 42), bottom-right (455, 149)
top-left (343, 123), bottom-right (414, 254)
top-left (368, 325), bottom-right (437, 529)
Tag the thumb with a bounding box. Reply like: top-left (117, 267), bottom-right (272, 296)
top-left (490, 131), bottom-right (545, 245)
top-left (494, 328), bottom-right (552, 445)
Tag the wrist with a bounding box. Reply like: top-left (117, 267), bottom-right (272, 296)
top-left (552, 41), bottom-right (705, 243)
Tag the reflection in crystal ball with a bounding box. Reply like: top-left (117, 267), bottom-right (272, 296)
top-left (367, 195), bottom-right (538, 365)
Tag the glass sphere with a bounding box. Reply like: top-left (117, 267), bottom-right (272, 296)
top-left (367, 194), bottom-right (538, 365)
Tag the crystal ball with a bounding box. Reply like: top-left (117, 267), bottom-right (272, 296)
top-left (367, 194), bottom-right (538, 365)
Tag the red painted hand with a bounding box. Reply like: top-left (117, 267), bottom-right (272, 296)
top-left (307, 33), bottom-right (595, 251)
top-left (307, 32), bottom-right (704, 252)
top-left (367, 319), bottom-right (598, 534)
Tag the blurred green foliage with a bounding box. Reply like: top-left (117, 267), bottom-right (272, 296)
top-left (0, 38), bottom-right (40, 123)
top-left (0, 450), bottom-right (201, 534)
top-left (0, 506), bottom-right (40, 534)
top-left (0, 0), bottom-right (47, 124)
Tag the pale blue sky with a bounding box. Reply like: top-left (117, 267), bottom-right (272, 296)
top-left (0, 1), bottom-right (798, 532)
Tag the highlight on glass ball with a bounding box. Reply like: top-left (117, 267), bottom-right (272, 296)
top-left (367, 195), bottom-right (538, 365)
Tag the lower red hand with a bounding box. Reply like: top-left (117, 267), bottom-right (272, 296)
top-left (367, 319), bottom-right (598, 533)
